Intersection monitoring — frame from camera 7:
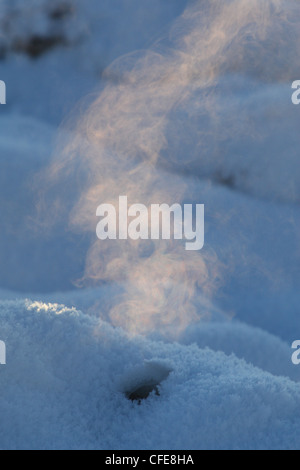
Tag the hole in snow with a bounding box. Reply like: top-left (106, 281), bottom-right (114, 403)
top-left (122, 361), bottom-right (172, 404)
top-left (126, 383), bottom-right (160, 402)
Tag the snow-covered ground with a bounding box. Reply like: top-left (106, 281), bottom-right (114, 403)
top-left (0, 0), bottom-right (299, 450)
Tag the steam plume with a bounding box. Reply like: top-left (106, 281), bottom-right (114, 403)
top-left (41, 0), bottom-right (300, 336)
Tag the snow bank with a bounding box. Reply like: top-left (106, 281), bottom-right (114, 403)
top-left (180, 321), bottom-right (300, 382)
top-left (0, 0), bottom-right (186, 61)
top-left (0, 115), bottom-right (87, 293)
top-left (0, 299), bottom-right (299, 450)
top-left (164, 78), bottom-right (300, 205)
top-left (0, 0), bottom-right (187, 122)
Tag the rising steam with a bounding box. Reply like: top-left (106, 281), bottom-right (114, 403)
top-left (40, 0), bottom-right (300, 336)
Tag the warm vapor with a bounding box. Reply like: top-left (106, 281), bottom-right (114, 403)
top-left (41, 0), bottom-right (300, 336)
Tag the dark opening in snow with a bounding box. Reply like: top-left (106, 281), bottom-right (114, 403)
top-left (123, 362), bottom-right (172, 404)
top-left (126, 382), bottom-right (160, 403)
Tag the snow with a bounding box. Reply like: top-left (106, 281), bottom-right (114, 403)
top-left (0, 299), bottom-right (300, 450)
top-left (0, 0), bottom-right (299, 450)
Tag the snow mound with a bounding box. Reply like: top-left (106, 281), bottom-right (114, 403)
top-left (0, 0), bottom-right (186, 62)
top-left (0, 300), bottom-right (300, 450)
top-left (164, 78), bottom-right (300, 205)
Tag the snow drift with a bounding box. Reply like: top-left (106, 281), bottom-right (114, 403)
top-left (0, 300), bottom-right (299, 450)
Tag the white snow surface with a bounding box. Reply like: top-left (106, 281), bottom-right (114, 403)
top-left (0, 0), bottom-right (299, 450)
top-left (0, 299), bottom-right (300, 450)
